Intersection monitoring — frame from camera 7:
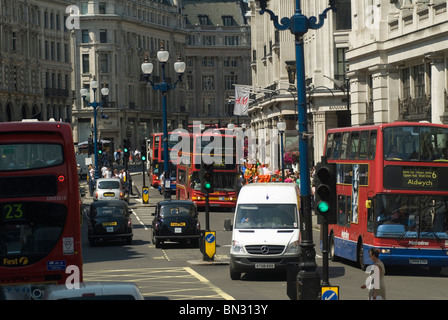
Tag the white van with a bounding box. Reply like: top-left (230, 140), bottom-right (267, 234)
top-left (230, 183), bottom-right (300, 280)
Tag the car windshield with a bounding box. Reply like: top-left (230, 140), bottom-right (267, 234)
top-left (235, 204), bottom-right (298, 229)
top-left (0, 143), bottom-right (64, 171)
top-left (91, 206), bottom-right (125, 218)
top-left (98, 181), bottom-right (120, 189)
top-left (375, 194), bottom-right (448, 239)
top-left (383, 126), bottom-right (448, 161)
top-left (160, 205), bottom-right (196, 218)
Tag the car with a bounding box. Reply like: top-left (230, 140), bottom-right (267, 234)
top-left (94, 177), bottom-right (128, 202)
top-left (87, 200), bottom-right (133, 245)
top-left (152, 200), bottom-right (201, 248)
top-left (42, 281), bottom-right (144, 300)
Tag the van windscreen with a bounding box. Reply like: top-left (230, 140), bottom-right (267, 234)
top-left (235, 204), bottom-right (298, 229)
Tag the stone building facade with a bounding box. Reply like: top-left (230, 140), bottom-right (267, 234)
top-left (0, 0), bottom-right (73, 123)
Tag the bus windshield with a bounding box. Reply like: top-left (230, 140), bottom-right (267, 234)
top-left (0, 202), bottom-right (66, 260)
top-left (375, 194), bottom-right (448, 239)
top-left (235, 204), bottom-right (298, 229)
top-left (383, 126), bottom-right (448, 161)
top-left (190, 171), bottom-right (237, 192)
top-left (0, 143), bottom-right (64, 171)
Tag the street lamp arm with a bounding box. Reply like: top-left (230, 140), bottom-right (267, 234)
top-left (307, 6), bottom-right (337, 30)
top-left (259, 8), bottom-right (291, 31)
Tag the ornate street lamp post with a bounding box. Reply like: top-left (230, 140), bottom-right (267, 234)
top-left (81, 79), bottom-right (109, 179)
top-left (141, 44), bottom-right (186, 200)
top-left (255, 0), bottom-right (337, 300)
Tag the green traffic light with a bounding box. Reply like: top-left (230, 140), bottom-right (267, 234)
top-left (142, 156), bottom-right (146, 161)
top-left (317, 201), bottom-right (329, 213)
top-left (98, 150), bottom-right (102, 154)
top-left (204, 182), bottom-right (211, 189)
top-left (124, 148), bottom-right (128, 152)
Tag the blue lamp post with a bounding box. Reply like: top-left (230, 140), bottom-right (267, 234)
top-left (141, 44), bottom-right (186, 200)
top-left (256, 0), bottom-right (337, 299)
top-left (81, 79), bottom-right (109, 179)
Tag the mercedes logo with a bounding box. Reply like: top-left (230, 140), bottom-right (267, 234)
top-left (261, 245), bottom-right (269, 254)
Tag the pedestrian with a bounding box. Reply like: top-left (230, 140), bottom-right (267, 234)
top-left (88, 164), bottom-right (95, 197)
top-left (361, 248), bottom-right (386, 300)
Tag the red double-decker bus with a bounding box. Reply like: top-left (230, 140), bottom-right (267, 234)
top-left (0, 120), bottom-right (83, 299)
top-left (324, 122), bottom-right (448, 273)
top-left (148, 133), bottom-right (162, 187)
top-left (176, 132), bottom-right (238, 208)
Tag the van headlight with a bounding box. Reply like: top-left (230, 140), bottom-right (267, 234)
top-left (286, 240), bottom-right (299, 254)
top-left (231, 240), bottom-right (245, 254)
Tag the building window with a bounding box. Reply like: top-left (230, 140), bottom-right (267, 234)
top-left (401, 68), bottom-right (410, 99)
top-left (81, 2), bottom-right (88, 15)
top-left (100, 29), bottom-right (107, 43)
top-left (82, 30), bottom-right (89, 43)
top-left (99, 2), bottom-right (106, 14)
top-left (82, 54), bottom-right (89, 74)
top-left (99, 54), bottom-right (109, 73)
top-left (187, 75), bottom-right (194, 91)
top-left (413, 65), bottom-right (425, 98)
top-left (202, 75), bottom-right (214, 90)
top-left (334, 0), bottom-right (352, 30)
top-left (335, 48), bottom-right (348, 83)
top-left (224, 75), bottom-right (237, 90)
top-left (222, 16), bottom-right (235, 26)
top-left (198, 15), bottom-right (211, 25)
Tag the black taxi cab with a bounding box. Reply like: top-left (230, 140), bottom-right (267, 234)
top-left (87, 200), bottom-right (133, 246)
top-left (151, 200), bottom-right (200, 248)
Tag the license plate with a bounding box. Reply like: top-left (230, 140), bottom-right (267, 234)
top-left (106, 227), bottom-right (114, 232)
top-left (255, 263), bottom-right (275, 269)
top-left (171, 222), bottom-right (186, 227)
top-left (103, 222), bottom-right (117, 226)
top-left (103, 193), bottom-right (115, 197)
top-left (174, 227), bottom-right (182, 233)
top-left (409, 259), bottom-right (428, 265)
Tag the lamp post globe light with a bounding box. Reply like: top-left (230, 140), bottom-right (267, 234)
top-left (80, 78), bottom-right (109, 180)
top-left (141, 44), bottom-right (186, 200)
top-left (277, 120), bottom-right (286, 182)
top-left (256, 0), bottom-right (337, 300)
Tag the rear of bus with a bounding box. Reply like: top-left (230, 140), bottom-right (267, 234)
top-left (0, 121), bottom-right (82, 299)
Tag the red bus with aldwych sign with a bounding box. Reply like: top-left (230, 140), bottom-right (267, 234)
top-left (324, 122), bottom-right (448, 273)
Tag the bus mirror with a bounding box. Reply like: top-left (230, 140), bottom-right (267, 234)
top-left (366, 200), bottom-right (372, 209)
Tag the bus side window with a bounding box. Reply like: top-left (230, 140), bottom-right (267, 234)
top-left (332, 133), bottom-right (341, 159)
top-left (349, 131), bottom-right (360, 160)
top-left (340, 132), bottom-right (350, 160)
top-left (325, 133), bottom-right (334, 158)
top-left (367, 198), bottom-right (374, 233)
top-left (367, 130), bottom-right (377, 159)
top-left (358, 131), bottom-right (369, 160)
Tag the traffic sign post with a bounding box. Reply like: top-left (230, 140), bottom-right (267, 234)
top-left (203, 231), bottom-right (216, 261)
top-left (321, 286), bottom-right (339, 300)
top-left (142, 186), bottom-right (149, 204)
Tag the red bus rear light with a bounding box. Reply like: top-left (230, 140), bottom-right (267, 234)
top-left (58, 175), bottom-right (65, 182)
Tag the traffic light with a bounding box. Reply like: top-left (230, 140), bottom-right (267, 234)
top-left (200, 161), bottom-right (214, 194)
top-left (98, 144), bottom-right (103, 155)
top-left (314, 157), bottom-right (337, 224)
top-left (123, 139), bottom-right (130, 157)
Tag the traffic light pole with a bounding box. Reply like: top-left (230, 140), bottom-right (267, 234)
top-left (258, 0), bottom-right (336, 300)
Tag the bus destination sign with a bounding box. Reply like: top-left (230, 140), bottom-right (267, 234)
top-left (384, 166), bottom-right (448, 190)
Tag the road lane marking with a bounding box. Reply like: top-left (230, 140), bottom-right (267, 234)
top-left (184, 267), bottom-right (235, 300)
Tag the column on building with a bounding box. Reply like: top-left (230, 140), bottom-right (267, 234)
top-left (430, 55), bottom-right (446, 124)
top-left (370, 65), bottom-right (389, 124)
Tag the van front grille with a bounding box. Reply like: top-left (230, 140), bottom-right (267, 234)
top-left (245, 245), bottom-right (285, 255)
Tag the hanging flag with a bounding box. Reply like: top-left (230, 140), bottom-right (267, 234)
top-left (234, 86), bottom-right (250, 116)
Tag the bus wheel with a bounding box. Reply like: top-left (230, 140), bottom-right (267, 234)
top-left (329, 233), bottom-right (339, 262)
top-left (357, 239), bottom-right (367, 271)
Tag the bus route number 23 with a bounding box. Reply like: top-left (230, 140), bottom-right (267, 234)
top-left (2, 204), bottom-right (24, 220)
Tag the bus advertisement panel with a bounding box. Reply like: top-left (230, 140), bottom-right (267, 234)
top-left (176, 132), bottom-right (238, 208)
top-left (0, 121), bottom-right (83, 299)
top-left (324, 122), bottom-right (448, 273)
